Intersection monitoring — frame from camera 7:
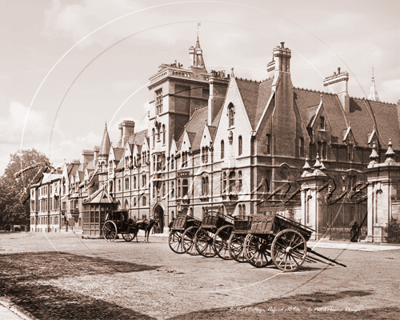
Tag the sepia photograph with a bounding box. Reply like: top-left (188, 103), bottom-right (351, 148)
top-left (0, 0), bottom-right (399, 319)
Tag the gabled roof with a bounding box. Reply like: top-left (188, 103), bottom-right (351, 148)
top-left (177, 107), bottom-right (208, 151)
top-left (83, 186), bottom-right (115, 204)
top-left (235, 77), bottom-right (273, 130)
top-left (294, 89), bottom-right (347, 145)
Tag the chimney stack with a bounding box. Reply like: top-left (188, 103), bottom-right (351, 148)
top-left (82, 150), bottom-right (94, 167)
top-left (323, 67), bottom-right (349, 112)
top-left (119, 120), bottom-right (135, 147)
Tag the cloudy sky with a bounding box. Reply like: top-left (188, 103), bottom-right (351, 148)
top-left (0, 0), bottom-right (399, 174)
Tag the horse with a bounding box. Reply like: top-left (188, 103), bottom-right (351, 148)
top-left (133, 218), bottom-right (159, 243)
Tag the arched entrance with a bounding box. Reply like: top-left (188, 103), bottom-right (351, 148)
top-left (154, 204), bottom-right (164, 233)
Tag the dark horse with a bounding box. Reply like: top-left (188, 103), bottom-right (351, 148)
top-left (133, 218), bottom-right (159, 243)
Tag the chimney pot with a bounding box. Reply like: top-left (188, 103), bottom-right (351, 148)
top-left (338, 67), bottom-right (341, 74)
top-left (281, 42), bottom-right (285, 48)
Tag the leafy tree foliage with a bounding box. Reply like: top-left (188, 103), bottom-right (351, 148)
top-left (0, 149), bottom-right (49, 228)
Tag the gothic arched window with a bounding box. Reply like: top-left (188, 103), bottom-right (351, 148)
top-left (228, 103), bottom-right (235, 127)
top-left (238, 135), bottom-right (243, 156)
top-left (221, 140), bottom-right (225, 159)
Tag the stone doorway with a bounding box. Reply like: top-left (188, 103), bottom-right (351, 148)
top-left (154, 205), bottom-right (164, 233)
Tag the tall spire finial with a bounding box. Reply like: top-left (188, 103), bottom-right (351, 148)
top-left (368, 65), bottom-right (380, 102)
top-left (196, 22), bottom-right (201, 48)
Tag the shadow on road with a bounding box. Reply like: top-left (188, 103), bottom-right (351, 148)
top-left (0, 251), bottom-right (160, 319)
top-left (0, 251), bottom-right (159, 281)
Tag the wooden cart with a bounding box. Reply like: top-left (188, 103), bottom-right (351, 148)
top-left (102, 210), bottom-right (138, 242)
top-left (194, 211), bottom-right (234, 258)
top-left (168, 214), bottom-right (201, 254)
top-left (243, 214), bottom-right (346, 272)
top-left (228, 215), bottom-right (253, 262)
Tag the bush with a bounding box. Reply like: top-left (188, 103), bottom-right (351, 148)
top-left (386, 218), bottom-right (400, 244)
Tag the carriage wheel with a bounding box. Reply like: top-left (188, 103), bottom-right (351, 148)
top-left (213, 225), bottom-right (234, 260)
top-left (228, 233), bottom-right (247, 263)
top-left (243, 234), bottom-right (273, 268)
top-left (122, 233), bottom-right (134, 242)
top-left (195, 227), bottom-right (217, 257)
top-left (122, 227), bottom-right (138, 242)
top-left (168, 230), bottom-right (185, 254)
top-left (182, 226), bottom-right (199, 255)
top-left (271, 229), bottom-right (307, 272)
top-left (102, 221), bottom-right (117, 242)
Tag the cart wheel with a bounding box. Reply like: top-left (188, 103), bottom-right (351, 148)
top-left (243, 234), bottom-right (273, 268)
top-left (271, 228), bottom-right (307, 272)
top-left (182, 226), bottom-right (199, 255)
top-left (213, 225), bottom-right (234, 260)
top-left (228, 233), bottom-right (247, 263)
top-left (168, 230), bottom-right (185, 254)
top-left (195, 227), bottom-right (217, 257)
top-left (102, 221), bottom-right (117, 242)
top-left (122, 232), bottom-right (135, 242)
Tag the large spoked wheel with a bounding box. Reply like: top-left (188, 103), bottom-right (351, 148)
top-left (244, 234), bottom-right (273, 268)
top-left (195, 227), bottom-right (217, 257)
top-left (168, 230), bottom-right (185, 254)
top-left (122, 228), bottom-right (138, 242)
top-left (102, 221), bottom-right (117, 242)
top-left (213, 225), bottom-right (234, 260)
top-left (182, 226), bottom-right (200, 255)
top-left (228, 233), bottom-right (247, 263)
top-left (271, 229), bottom-right (307, 272)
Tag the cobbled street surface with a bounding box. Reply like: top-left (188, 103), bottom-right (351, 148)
top-left (1, 232), bottom-right (399, 319)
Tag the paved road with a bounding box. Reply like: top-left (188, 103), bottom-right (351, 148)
top-left (1, 232), bottom-right (399, 319)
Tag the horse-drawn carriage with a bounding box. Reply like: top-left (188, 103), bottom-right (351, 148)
top-left (102, 210), bottom-right (159, 242)
top-left (102, 210), bottom-right (138, 242)
top-left (168, 214), bottom-right (201, 254)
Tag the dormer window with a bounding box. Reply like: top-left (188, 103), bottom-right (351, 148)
top-left (155, 89), bottom-right (163, 115)
top-left (320, 116), bottom-right (325, 130)
top-left (228, 103), bottom-right (235, 127)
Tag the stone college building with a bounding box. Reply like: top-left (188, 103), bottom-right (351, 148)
top-left (30, 36), bottom-right (400, 242)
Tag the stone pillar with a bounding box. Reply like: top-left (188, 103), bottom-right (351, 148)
top-left (299, 156), bottom-right (328, 240)
top-left (365, 141), bottom-right (400, 242)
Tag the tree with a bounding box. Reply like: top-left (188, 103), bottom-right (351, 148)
top-left (0, 149), bottom-right (49, 228)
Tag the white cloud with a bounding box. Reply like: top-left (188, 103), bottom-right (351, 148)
top-left (42, 0), bottom-right (143, 46)
top-left (380, 79), bottom-right (400, 104)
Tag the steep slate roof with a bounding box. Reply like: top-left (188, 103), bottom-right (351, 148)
top-left (113, 147), bottom-right (125, 162)
top-left (208, 126), bottom-right (218, 141)
top-left (83, 187), bottom-right (115, 204)
top-left (177, 107), bottom-right (208, 151)
top-left (235, 77), bottom-right (273, 130)
top-left (78, 171), bottom-right (84, 181)
top-left (99, 124), bottom-right (111, 156)
top-left (294, 89), bottom-right (348, 145)
top-left (347, 98), bottom-right (400, 149)
top-left (127, 129), bottom-right (148, 146)
top-left (293, 88), bottom-right (400, 149)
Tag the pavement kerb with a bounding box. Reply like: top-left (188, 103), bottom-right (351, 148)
top-left (0, 299), bottom-right (36, 320)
